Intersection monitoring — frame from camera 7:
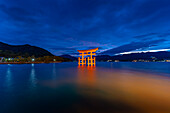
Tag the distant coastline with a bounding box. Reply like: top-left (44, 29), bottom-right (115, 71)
top-left (0, 61), bottom-right (62, 64)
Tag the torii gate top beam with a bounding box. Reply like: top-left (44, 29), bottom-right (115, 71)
top-left (77, 48), bottom-right (99, 53)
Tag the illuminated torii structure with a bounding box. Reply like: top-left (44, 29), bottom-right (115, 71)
top-left (77, 48), bottom-right (98, 66)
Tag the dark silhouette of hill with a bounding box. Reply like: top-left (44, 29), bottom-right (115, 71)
top-left (60, 54), bottom-right (77, 61)
top-left (60, 51), bottom-right (170, 62)
top-left (0, 42), bottom-right (53, 57)
top-left (96, 51), bottom-right (170, 61)
top-left (2, 41), bottom-right (169, 62)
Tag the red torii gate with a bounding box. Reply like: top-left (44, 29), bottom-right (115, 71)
top-left (77, 48), bottom-right (98, 66)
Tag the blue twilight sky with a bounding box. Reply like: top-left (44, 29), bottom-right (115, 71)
top-left (0, 0), bottom-right (170, 55)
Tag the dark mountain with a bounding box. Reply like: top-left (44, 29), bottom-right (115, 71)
top-left (60, 51), bottom-right (170, 62)
top-left (0, 42), bottom-right (53, 57)
top-left (60, 54), bottom-right (77, 61)
top-left (95, 55), bottom-right (112, 61)
top-left (96, 51), bottom-right (170, 61)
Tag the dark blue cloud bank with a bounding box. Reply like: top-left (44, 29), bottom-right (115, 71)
top-left (0, 0), bottom-right (170, 55)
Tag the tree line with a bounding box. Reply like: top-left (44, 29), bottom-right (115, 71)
top-left (0, 54), bottom-right (71, 63)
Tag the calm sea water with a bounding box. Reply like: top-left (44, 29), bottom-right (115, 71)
top-left (0, 62), bottom-right (170, 113)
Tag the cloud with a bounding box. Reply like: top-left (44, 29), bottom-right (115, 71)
top-left (133, 33), bottom-right (158, 39)
top-left (50, 47), bottom-right (76, 51)
top-left (133, 32), bottom-right (170, 40)
top-left (0, 0), bottom-right (170, 55)
top-left (158, 33), bottom-right (170, 37)
top-left (118, 49), bottom-right (170, 55)
top-left (102, 39), bottom-right (167, 55)
top-left (0, 5), bottom-right (38, 25)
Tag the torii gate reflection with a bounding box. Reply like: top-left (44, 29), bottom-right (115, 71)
top-left (77, 48), bottom-right (98, 66)
top-left (77, 66), bottom-right (96, 86)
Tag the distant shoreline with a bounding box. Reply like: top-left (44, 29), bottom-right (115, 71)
top-left (0, 61), bottom-right (62, 64)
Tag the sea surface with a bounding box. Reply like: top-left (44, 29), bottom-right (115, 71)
top-left (0, 62), bottom-right (170, 113)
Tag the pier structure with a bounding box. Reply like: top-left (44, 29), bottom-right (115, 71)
top-left (77, 48), bottom-right (98, 66)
